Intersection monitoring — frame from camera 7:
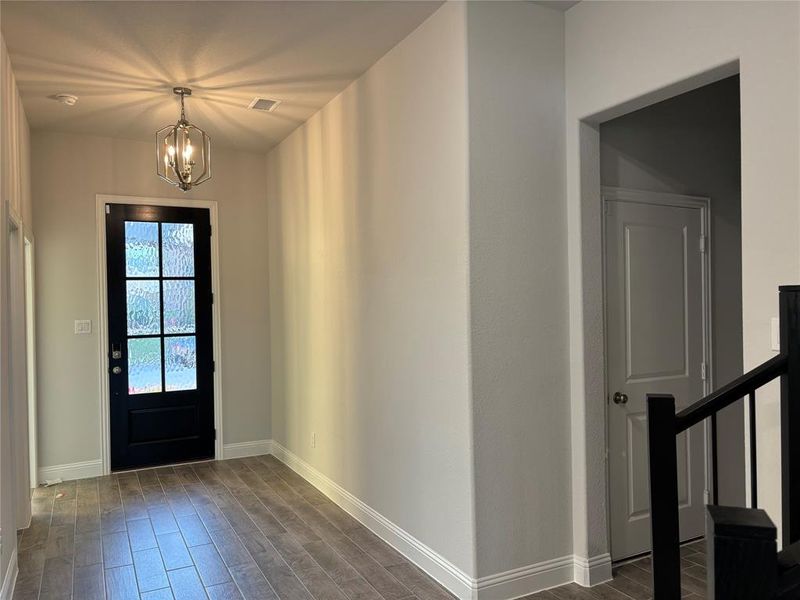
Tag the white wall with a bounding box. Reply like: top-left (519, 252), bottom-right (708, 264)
top-left (31, 131), bottom-right (271, 473)
top-left (466, 1), bottom-right (573, 581)
top-left (600, 75), bottom-right (745, 506)
top-left (0, 32), bottom-right (32, 595)
top-left (565, 0), bottom-right (800, 558)
top-left (266, 0), bottom-right (476, 582)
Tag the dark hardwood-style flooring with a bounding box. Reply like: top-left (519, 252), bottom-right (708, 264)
top-left (12, 454), bottom-right (705, 600)
top-left (530, 541), bottom-right (708, 600)
top-left (14, 455), bottom-right (456, 600)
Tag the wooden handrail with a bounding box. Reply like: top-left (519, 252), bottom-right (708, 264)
top-left (675, 354), bottom-right (787, 432)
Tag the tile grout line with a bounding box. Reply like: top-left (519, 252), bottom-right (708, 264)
top-left (253, 455), bottom-right (431, 598)
top-left (186, 461), bottom-right (280, 600)
top-left (235, 457), bottom-right (388, 600)
top-left (156, 466), bottom-right (209, 599)
top-left (246, 456), bottom-right (418, 600)
top-left (211, 459), bottom-right (344, 600)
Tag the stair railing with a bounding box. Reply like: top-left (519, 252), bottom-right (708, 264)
top-left (647, 285), bottom-right (800, 598)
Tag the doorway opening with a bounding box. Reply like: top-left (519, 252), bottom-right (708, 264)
top-left (599, 76), bottom-right (743, 562)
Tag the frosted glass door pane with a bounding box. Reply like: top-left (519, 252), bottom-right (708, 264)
top-left (162, 223), bottom-right (194, 276)
top-left (163, 280), bottom-right (195, 334)
top-left (128, 337), bottom-right (162, 394)
top-left (165, 336), bottom-right (197, 391)
top-left (127, 280), bottom-right (161, 335)
top-left (125, 222), bottom-right (160, 277)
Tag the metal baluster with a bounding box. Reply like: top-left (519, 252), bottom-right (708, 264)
top-left (780, 285), bottom-right (800, 545)
top-left (749, 391), bottom-right (758, 508)
top-left (711, 412), bottom-right (719, 505)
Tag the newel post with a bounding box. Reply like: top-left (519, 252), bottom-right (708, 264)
top-left (780, 285), bottom-right (800, 546)
top-left (647, 393), bottom-right (682, 599)
top-left (706, 505), bottom-right (776, 599)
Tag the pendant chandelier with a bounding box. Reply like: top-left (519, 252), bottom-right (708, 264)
top-left (156, 87), bottom-right (211, 192)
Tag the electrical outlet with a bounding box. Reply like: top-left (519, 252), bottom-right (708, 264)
top-left (311, 432), bottom-right (316, 448)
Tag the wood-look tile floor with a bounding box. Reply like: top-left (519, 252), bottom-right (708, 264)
top-left (12, 454), bottom-right (707, 600)
top-left (13, 455), bottom-right (457, 600)
top-left (529, 541), bottom-right (708, 600)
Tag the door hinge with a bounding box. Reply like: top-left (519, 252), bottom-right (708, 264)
top-left (213, 428), bottom-right (217, 441)
top-left (105, 204), bottom-right (110, 214)
top-left (701, 362), bottom-right (707, 380)
top-left (699, 235), bottom-right (707, 254)
top-left (212, 360), bottom-right (216, 373)
top-left (211, 292), bottom-right (214, 305)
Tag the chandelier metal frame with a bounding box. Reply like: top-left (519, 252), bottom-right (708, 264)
top-left (156, 87), bottom-right (212, 192)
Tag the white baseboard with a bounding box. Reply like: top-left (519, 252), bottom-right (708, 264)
top-left (35, 439), bottom-right (273, 483)
top-left (573, 553), bottom-right (612, 587)
top-left (474, 556), bottom-right (575, 600)
top-left (270, 441), bottom-right (475, 598)
top-left (0, 548), bottom-right (17, 600)
top-left (223, 439), bottom-right (273, 459)
top-left (37, 459), bottom-right (103, 483)
top-left (270, 442), bottom-right (576, 600)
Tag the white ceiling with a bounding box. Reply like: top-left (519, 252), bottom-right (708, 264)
top-left (0, 1), bottom-right (442, 153)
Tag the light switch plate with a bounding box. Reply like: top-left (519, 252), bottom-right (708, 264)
top-left (771, 317), bottom-right (780, 352)
top-left (74, 320), bottom-right (92, 335)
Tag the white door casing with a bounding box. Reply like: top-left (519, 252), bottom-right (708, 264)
top-left (95, 194), bottom-right (223, 474)
top-left (604, 188), bottom-right (711, 561)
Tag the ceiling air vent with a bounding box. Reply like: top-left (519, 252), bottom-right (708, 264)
top-left (248, 98), bottom-right (281, 112)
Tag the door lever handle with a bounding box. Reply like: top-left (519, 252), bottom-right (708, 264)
top-left (613, 391), bottom-right (628, 405)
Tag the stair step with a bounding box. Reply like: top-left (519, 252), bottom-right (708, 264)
top-left (778, 541), bottom-right (800, 573)
top-left (777, 541), bottom-right (800, 599)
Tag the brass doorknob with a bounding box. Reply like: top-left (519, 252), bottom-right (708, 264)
top-left (613, 391), bottom-right (628, 405)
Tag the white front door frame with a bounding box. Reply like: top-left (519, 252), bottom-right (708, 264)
top-left (95, 194), bottom-right (223, 474)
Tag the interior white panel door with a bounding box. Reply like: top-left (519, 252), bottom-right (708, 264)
top-left (606, 197), bottom-right (706, 561)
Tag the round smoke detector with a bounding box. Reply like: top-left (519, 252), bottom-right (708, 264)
top-left (55, 93), bottom-right (78, 106)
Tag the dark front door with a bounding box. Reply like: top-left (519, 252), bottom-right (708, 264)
top-left (106, 203), bottom-right (214, 470)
